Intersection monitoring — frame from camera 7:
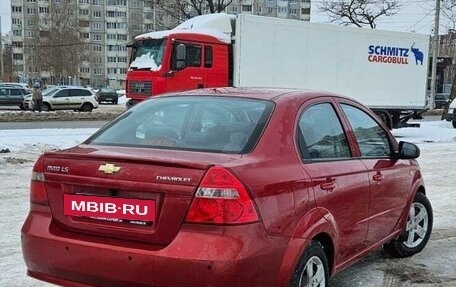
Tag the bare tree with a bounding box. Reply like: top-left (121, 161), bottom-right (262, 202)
top-left (150, 0), bottom-right (233, 30)
top-left (28, 0), bottom-right (85, 84)
top-left (442, 0), bottom-right (456, 31)
top-left (318, 0), bottom-right (400, 29)
top-left (1, 43), bottom-right (13, 82)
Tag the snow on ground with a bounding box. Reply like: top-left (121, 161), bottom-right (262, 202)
top-left (0, 122), bottom-right (455, 286)
top-left (392, 120), bottom-right (456, 144)
top-left (117, 95), bottom-right (128, 105)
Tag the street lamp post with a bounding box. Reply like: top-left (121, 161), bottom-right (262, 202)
top-left (429, 0), bottom-right (441, 110)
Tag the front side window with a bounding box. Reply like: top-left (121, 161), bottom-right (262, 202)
top-left (298, 103), bottom-right (351, 160)
top-left (54, 90), bottom-right (69, 98)
top-left (86, 97), bottom-right (273, 154)
top-left (341, 104), bottom-right (391, 157)
top-left (171, 43), bottom-right (202, 69)
top-left (185, 44), bottom-right (201, 67)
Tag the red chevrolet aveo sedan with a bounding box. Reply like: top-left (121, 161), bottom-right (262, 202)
top-left (22, 88), bottom-right (432, 287)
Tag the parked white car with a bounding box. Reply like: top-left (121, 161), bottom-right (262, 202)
top-left (447, 98), bottom-right (456, 128)
top-left (24, 87), bottom-right (99, 112)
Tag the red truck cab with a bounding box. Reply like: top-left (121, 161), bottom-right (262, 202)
top-left (126, 24), bottom-right (232, 107)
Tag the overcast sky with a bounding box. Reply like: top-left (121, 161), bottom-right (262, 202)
top-left (0, 0), bottom-right (451, 36)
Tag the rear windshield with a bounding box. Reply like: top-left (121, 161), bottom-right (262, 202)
top-left (86, 96), bottom-right (273, 154)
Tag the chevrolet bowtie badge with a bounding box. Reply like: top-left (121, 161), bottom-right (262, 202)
top-left (98, 163), bottom-right (121, 174)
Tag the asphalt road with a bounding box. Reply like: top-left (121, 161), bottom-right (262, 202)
top-left (0, 120), bottom-right (109, 130)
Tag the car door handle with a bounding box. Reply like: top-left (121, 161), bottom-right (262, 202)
top-left (373, 173), bottom-right (384, 182)
top-left (320, 178), bottom-right (335, 191)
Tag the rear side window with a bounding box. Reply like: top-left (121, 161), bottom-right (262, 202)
top-left (69, 89), bottom-right (83, 97)
top-left (341, 104), bottom-right (391, 157)
top-left (81, 90), bottom-right (93, 96)
top-left (204, 46), bottom-right (213, 68)
top-left (86, 96), bottom-right (273, 154)
top-left (298, 103), bottom-right (351, 160)
top-left (10, 89), bottom-right (23, 96)
top-left (54, 90), bottom-right (69, 97)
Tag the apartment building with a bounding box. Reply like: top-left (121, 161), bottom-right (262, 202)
top-left (226, 0), bottom-right (311, 21)
top-left (10, 0), bottom-right (311, 89)
top-left (10, 0), bottom-right (155, 89)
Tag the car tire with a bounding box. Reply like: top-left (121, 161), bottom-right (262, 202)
top-left (42, 103), bottom-right (51, 112)
top-left (453, 120), bottom-right (456, 129)
top-left (290, 241), bottom-right (329, 287)
top-left (81, 103), bottom-right (93, 112)
top-left (19, 104), bottom-right (26, 110)
top-left (384, 192), bottom-right (433, 258)
top-left (113, 100), bottom-right (118, 105)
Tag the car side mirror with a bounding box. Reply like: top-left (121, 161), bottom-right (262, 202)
top-left (175, 44), bottom-right (186, 70)
top-left (396, 141), bottom-right (420, 159)
top-left (176, 44), bottom-right (186, 61)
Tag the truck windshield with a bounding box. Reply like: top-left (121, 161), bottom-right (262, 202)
top-left (130, 39), bottom-right (167, 70)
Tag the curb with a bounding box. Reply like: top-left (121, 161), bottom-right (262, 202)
top-left (0, 111), bottom-right (123, 122)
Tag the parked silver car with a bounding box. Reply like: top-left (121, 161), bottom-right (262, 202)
top-left (24, 87), bottom-right (99, 112)
top-left (0, 86), bottom-right (32, 109)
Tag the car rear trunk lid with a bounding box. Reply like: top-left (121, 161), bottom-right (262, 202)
top-left (43, 145), bottom-right (240, 244)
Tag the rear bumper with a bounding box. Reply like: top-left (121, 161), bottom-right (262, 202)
top-left (22, 211), bottom-right (291, 287)
top-left (98, 95), bottom-right (118, 102)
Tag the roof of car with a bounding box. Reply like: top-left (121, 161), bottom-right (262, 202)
top-left (164, 87), bottom-right (338, 101)
top-left (0, 85), bottom-right (26, 90)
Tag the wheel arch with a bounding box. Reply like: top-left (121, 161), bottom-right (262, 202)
top-left (276, 208), bottom-right (339, 286)
top-left (312, 232), bottom-right (335, 277)
top-left (42, 101), bottom-right (52, 110)
top-left (395, 177), bottom-right (426, 236)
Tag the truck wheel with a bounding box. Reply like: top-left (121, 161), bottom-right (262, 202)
top-left (453, 120), bottom-right (456, 129)
top-left (290, 241), bottom-right (329, 287)
top-left (384, 192), bottom-right (432, 258)
top-left (81, 103), bottom-right (93, 112)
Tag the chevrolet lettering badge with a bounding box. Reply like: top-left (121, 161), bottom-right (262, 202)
top-left (98, 164), bottom-right (121, 174)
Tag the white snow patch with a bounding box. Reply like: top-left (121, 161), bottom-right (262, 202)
top-left (392, 120), bottom-right (456, 143)
top-left (135, 13), bottom-right (232, 44)
top-left (129, 52), bottom-right (161, 71)
top-left (174, 13), bottom-right (233, 34)
top-left (0, 128), bottom-right (97, 152)
top-left (136, 29), bottom-right (231, 44)
top-left (117, 95), bottom-right (128, 105)
top-left (116, 90), bottom-right (128, 105)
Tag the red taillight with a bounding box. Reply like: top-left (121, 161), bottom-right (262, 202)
top-left (30, 156), bottom-right (48, 206)
top-left (185, 167), bottom-right (259, 224)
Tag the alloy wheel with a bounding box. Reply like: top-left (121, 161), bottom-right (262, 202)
top-left (299, 256), bottom-right (326, 287)
top-left (404, 202), bottom-right (429, 248)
